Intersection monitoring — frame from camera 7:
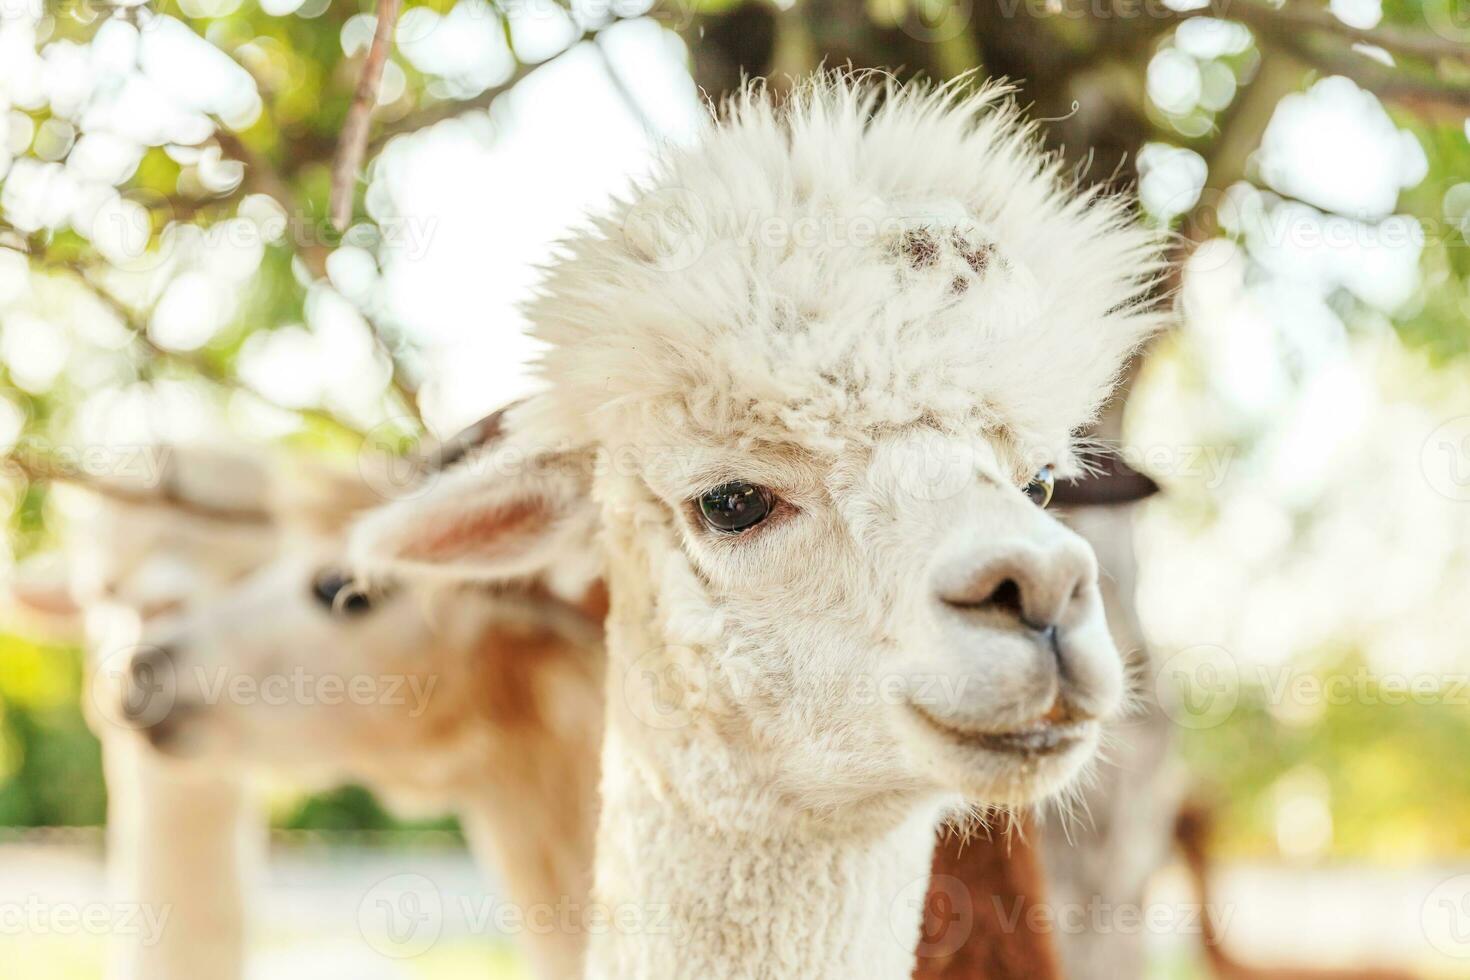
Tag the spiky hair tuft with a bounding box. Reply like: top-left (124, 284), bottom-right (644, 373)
top-left (521, 72), bottom-right (1169, 463)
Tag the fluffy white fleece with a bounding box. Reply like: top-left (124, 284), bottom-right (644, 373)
top-left (523, 73), bottom-right (1168, 462)
top-left (477, 74), bottom-right (1173, 980)
top-left (349, 74), bottom-right (1171, 980)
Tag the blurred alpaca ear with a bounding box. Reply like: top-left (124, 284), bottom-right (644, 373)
top-left (349, 440), bottom-right (596, 582)
top-left (4, 554), bottom-right (83, 636)
top-left (269, 455), bottom-right (392, 537)
top-left (1051, 456), bottom-right (1159, 507)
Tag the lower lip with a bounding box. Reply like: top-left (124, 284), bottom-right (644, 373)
top-left (909, 705), bottom-right (1087, 757)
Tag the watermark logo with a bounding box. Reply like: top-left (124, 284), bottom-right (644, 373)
top-left (91, 645), bottom-right (177, 732)
top-left (358, 417), bottom-right (435, 502)
top-left (881, 0), bottom-right (974, 43)
top-left (1154, 643), bottom-right (1239, 730)
top-left (1422, 874), bottom-right (1470, 958)
top-left (622, 646), bottom-right (709, 731)
top-left (357, 873), bottom-right (443, 959)
top-left (902, 872), bottom-right (974, 959)
top-left (622, 188), bottom-right (709, 273)
top-left (1422, 416), bottom-right (1470, 502)
top-left (89, 187), bottom-right (171, 271)
top-left (889, 435), bottom-right (985, 504)
top-left (1423, 0), bottom-right (1470, 45)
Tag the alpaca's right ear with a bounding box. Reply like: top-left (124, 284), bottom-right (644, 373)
top-left (349, 442), bottom-right (596, 582)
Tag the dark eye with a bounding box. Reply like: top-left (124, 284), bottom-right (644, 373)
top-left (697, 482), bottom-right (774, 534)
top-left (311, 569), bottom-right (372, 616)
top-left (1025, 466), bottom-right (1055, 508)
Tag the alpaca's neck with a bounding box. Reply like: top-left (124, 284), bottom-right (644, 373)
top-left (104, 737), bottom-right (258, 980)
top-left (449, 603), bottom-right (605, 980)
top-left (457, 764), bottom-right (599, 980)
top-left (577, 520), bottom-right (946, 978)
top-left (584, 728), bottom-right (944, 979)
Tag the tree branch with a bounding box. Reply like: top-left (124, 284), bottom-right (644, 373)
top-left (3, 452), bottom-right (275, 525)
top-left (364, 13), bottom-right (666, 158)
top-left (214, 115), bottom-right (424, 432)
top-left (1207, 0), bottom-right (1470, 66)
top-left (214, 128), bottom-right (332, 279)
top-left (1262, 29), bottom-right (1470, 111)
top-left (331, 0), bottom-right (404, 232)
top-left (1075, 0), bottom-right (1470, 120)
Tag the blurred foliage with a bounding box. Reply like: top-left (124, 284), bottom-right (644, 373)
top-left (1180, 652), bottom-right (1470, 860)
top-left (274, 782), bottom-right (459, 835)
top-left (0, 634), bottom-right (104, 827)
top-left (1394, 114), bottom-right (1470, 363)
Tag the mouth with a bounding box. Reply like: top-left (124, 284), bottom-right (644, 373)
top-left (907, 702), bottom-right (1090, 758)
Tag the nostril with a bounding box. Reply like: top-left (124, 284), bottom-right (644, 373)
top-left (128, 646), bottom-right (170, 687)
top-left (939, 546), bottom-right (1093, 629)
top-left (942, 575), bottom-right (1070, 637)
top-left (122, 645), bottom-right (176, 724)
top-left (986, 578), bottom-right (1023, 618)
top-left (943, 575), bottom-right (1026, 618)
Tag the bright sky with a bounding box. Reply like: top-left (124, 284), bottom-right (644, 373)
top-left (371, 23), bottom-right (703, 432)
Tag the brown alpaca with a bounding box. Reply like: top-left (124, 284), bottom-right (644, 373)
top-left (915, 821), bottom-right (1061, 980)
top-left (1175, 804), bottom-right (1419, 980)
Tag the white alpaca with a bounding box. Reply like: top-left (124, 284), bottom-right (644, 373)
top-left (8, 449), bottom-right (280, 980)
top-left (351, 75), bottom-right (1166, 978)
top-left (124, 458), bottom-right (604, 980)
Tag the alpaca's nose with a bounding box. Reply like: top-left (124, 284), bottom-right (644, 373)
top-left (921, 487), bottom-right (1122, 727)
top-left (121, 644), bottom-right (177, 728)
top-left (935, 539), bottom-right (1096, 636)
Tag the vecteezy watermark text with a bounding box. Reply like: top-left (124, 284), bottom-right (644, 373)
top-left (0, 898), bottom-right (171, 946)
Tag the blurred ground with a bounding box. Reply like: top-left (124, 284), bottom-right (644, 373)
top-left (0, 832), bottom-right (527, 980)
top-left (3, 832), bottom-right (1467, 979)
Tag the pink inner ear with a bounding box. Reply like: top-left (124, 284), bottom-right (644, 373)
top-left (9, 581), bottom-right (81, 618)
top-left (413, 499), bottom-right (554, 563)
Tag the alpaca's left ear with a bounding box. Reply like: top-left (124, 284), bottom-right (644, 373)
top-left (1051, 456), bottom-right (1159, 507)
top-left (349, 440), bottom-right (597, 583)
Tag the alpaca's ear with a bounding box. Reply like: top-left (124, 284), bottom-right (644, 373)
top-left (349, 442), bottom-right (596, 582)
top-left (4, 554), bottom-right (84, 636)
top-left (269, 455), bottom-right (394, 538)
top-left (1052, 456), bottom-right (1159, 507)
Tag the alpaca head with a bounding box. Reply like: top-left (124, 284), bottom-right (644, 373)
top-left (120, 455), bottom-right (605, 798)
top-left (355, 77), bottom-right (1165, 815)
top-left (127, 545), bottom-right (449, 774)
top-left (35, 446), bottom-right (280, 624)
top-left (3, 447), bottom-right (288, 745)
